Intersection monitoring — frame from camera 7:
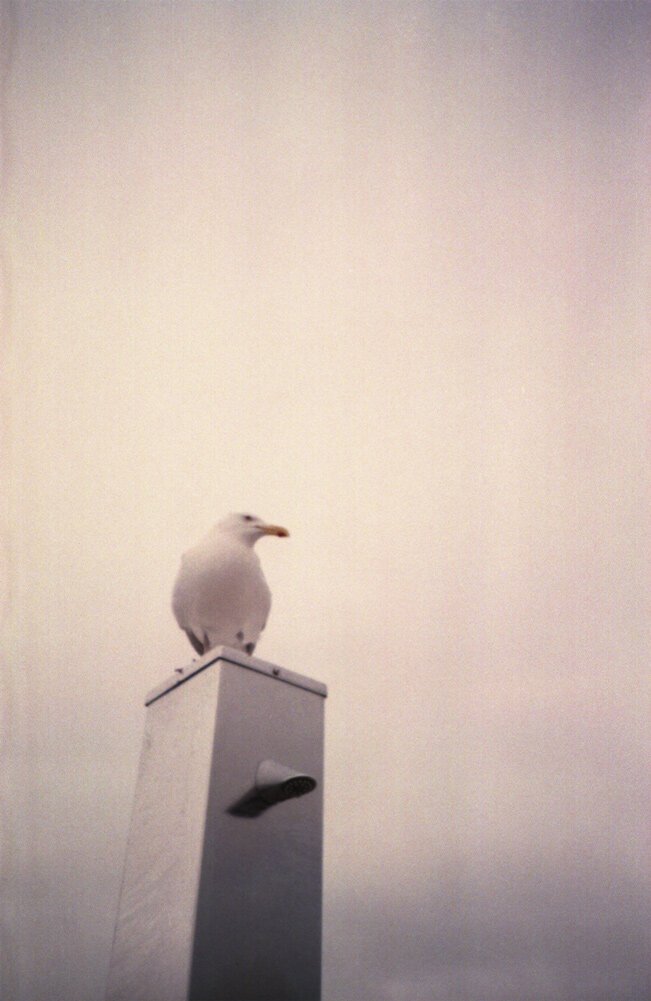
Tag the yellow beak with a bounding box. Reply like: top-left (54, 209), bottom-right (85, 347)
top-left (260, 524), bottom-right (290, 538)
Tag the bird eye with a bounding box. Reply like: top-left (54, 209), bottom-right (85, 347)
top-left (242, 514), bottom-right (254, 522)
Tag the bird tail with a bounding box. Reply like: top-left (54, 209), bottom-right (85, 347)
top-left (185, 629), bottom-right (205, 656)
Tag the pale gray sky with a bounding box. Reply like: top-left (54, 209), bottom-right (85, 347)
top-left (3, 3), bottom-right (650, 1000)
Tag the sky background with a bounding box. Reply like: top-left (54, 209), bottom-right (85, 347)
top-left (3, 2), bottom-right (650, 1000)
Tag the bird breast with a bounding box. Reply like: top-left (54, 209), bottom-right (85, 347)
top-left (173, 540), bottom-right (271, 629)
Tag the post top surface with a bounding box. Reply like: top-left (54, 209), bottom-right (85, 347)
top-left (146, 647), bottom-right (328, 706)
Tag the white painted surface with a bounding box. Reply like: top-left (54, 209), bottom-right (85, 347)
top-left (106, 654), bottom-right (325, 1001)
top-left (106, 666), bottom-right (219, 1001)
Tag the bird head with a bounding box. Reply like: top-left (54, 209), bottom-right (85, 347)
top-left (219, 513), bottom-right (290, 545)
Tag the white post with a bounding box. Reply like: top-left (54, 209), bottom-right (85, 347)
top-left (105, 647), bottom-right (326, 1001)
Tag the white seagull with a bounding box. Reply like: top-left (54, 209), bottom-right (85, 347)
top-left (172, 513), bottom-right (289, 657)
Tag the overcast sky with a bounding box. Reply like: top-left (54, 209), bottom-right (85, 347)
top-left (3, 3), bottom-right (650, 1000)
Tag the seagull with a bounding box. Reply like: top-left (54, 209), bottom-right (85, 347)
top-left (172, 513), bottom-right (289, 657)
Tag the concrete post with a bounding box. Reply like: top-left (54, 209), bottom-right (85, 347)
top-left (105, 647), bottom-right (326, 1001)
